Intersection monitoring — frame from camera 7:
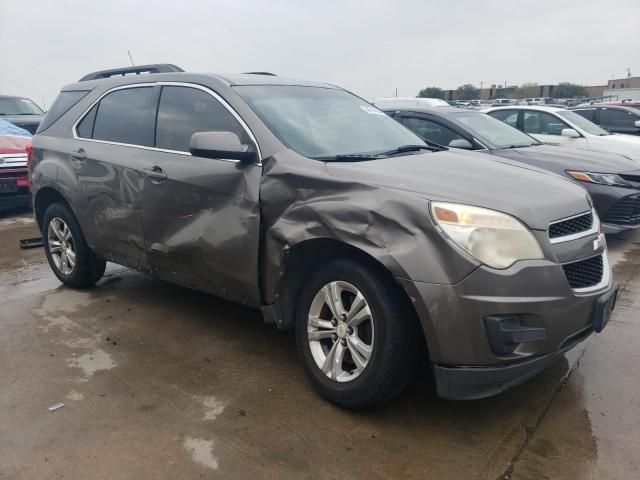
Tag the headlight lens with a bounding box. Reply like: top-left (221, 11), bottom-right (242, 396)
top-left (567, 171), bottom-right (631, 187)
top-left (430, 202), bottom-right (544, 269)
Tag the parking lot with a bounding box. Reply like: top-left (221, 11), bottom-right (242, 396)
top-left (0, 206), bottom-right (637, 479)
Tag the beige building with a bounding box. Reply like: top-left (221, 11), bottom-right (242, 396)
top-left (607, 76), bottom-right (640, 90)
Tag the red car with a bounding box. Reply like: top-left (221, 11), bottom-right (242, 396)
top-left (0, 127), bottom-right (32, 211)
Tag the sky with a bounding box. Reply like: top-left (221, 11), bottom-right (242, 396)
top-left (1, 0), bottom-right (639, 108)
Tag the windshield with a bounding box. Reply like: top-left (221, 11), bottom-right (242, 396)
top-left (452, 111), bottom-right (539, 148)
top-left (234, 85), bottom-right (425, 159)
top-left (0, 97), bottom-right (44, 115)
top-left (556, 110), bottom-right (609, 136)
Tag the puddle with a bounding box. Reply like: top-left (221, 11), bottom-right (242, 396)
top-left (183, 437), bottom-right (218, 470)
top-left (66, 349), bottom-right (116, 381)
top-left (201, 396), bottom-right (226, 421)
top-left (66, 390), bottom-right (85, 401)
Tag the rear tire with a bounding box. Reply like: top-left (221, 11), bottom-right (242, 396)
top-left (43, 202), bottom-right (106, 288)
top-left (295, 258), bottom-right (417, 408)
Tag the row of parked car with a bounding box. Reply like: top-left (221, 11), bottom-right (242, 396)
top-left (11, 65), bottom-right (638, 407)
top-left (374, 98), bottom-right (640, 233)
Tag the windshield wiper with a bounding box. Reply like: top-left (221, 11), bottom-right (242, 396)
top-left (503, 144), bottom-right (535, 149)
top-left (379, 144), bottom-right (443, 155)
top-left (317, 153), bottom-right (386, 162)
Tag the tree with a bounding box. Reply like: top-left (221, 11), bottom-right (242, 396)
top-left (455, 84), bottom-right (480, 100)
top-left (553, 83), bottom-right (588, 98)
top-left (417, 87), bottom-right (444, 99)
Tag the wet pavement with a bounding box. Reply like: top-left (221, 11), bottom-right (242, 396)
top-left (0, 207), bottom-right (638, 480)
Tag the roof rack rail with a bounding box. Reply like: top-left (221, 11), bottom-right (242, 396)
top-left (79, 64), bottom-right (184, 82)
top-left (243, 71), bottom-right (276, 76)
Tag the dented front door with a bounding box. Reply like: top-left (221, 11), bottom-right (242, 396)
top-left (141, 154), bottom-right (262, 306)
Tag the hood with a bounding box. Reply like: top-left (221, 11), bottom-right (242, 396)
top-left (325, 149), bottom-right (591, 231)
top-left (1, 114), bottom-right (43, 124)
top-left (587, 134), bottom-right (640, 161)
top-left (493, 144), bottom-right (640, 174)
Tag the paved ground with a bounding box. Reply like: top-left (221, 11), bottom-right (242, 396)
top-left (0, 207), bottom-right (638, 480)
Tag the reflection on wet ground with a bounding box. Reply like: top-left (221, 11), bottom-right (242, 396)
top-left (0, 209), bottom-right (639, 479)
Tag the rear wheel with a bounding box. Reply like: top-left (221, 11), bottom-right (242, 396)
top-left (43, 203), bottom-right (106, 288)
top-left (295, 258), bottom-right (417, 408)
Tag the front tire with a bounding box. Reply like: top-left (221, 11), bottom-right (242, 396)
top-left (295, 258), bottom-right (417, 408)
top-left (43, 202), bottom-right (106, 288)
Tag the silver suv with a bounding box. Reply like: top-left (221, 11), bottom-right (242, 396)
top-left (30, 65), bottom-right (617, 407)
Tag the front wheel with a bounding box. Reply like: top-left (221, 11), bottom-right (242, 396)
top-left (43, 202), bottom-right (106, 288)
top-left (295, 259), bottom-right (417, 408)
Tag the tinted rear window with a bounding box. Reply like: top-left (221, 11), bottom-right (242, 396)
top-left (92, 87), bottom-right (157, 146)
top-left (76, 104), bottom-right (98, 139)
top-left (36, 91), bottom-right (89, 133)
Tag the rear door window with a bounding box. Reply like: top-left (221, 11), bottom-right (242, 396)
top-left (399, 116), bottom-right (466, 146)
top-left (92, 87), bottom-right (157, 146)
top-left (600, 108), bottom-right (634, 128)
top-left (523, 111), bottom-right (567, 135)
top-left (155, 86), bottom-right (250, 152)
top-left (488, 109), bottom-right (519, 128)
top-left (573, 109), bottom-right (596, 122)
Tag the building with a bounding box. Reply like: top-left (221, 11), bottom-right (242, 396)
top-left (607, 76), bottom-right (640, 90)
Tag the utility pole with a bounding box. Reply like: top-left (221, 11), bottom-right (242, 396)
top-left (480, 81), bottom-right (484, 99)
top-left (128, 50), bottom-right (135, 66)
top-left (395, 87), bottom-right (398, 98)
top-left (627, 67), bottom-right (632, 88)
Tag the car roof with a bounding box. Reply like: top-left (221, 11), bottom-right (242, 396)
top-left (62, 71), bottom-right (338, 92)
top-left (0, 95), bottom-right (28, 99)
top-left (376, 104), bottom-right (469, 115)
top-left (484, 105), bottom-right (566, 113)
top-left (572, 104), bottom-right (638, 113)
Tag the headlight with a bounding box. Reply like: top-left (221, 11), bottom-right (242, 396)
top-left (567, 171), bottom-right (631, 187)
top-left (430, 202), bottom-right (544, 269)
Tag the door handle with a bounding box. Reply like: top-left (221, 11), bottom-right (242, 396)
top-left (71, 148), bottom-right (86, 160)
top-left (142, 166), bottom-right (167, 182)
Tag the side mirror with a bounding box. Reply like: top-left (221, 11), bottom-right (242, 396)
top-left (448, 138), bottom-right (474, 149)
top-left (561, 128), bottom-right (580, 138)
top-left (189, 131), bottom-right (257, 162)
top-left (634, 120), bottom-right (640, 128)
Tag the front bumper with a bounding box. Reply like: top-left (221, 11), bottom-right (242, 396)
top-left (397, 238), bottom-right (616, 399)
top-left (588, 184), bottom-right (640, 233)
top-left (434, 282), bottom-right (617, 400)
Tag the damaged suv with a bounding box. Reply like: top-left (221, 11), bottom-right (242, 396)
top-left (31, 65), bottom-right (617, 408)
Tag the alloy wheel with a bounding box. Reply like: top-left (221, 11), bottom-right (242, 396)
top-left (47, 217), bottom-right (76, 275)
top-left (307, 281), bottom-right (375, 382)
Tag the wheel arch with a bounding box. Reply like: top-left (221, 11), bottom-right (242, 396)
top-left (34, 187), bottom-right (75, 231)
top-left (270, 237), bottom-right (430, 360)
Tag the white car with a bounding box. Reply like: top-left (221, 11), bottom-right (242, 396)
top-left (374, 97), bottom-right (449, 109)
top-left (483, 105), bottom-right (640, 162)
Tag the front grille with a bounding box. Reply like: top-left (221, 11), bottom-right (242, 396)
top-left (562, 255), bottom-right (604, 289)
top-left (604, 195), bottom-right (640, 226)
top-left (549, 211), bottom-right (593, 239)
top-left (620, 173), bottom-right (640, 183)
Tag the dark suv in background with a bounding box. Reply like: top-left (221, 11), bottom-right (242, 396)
top-left (571, 105), bottom-right (640, 135)
top-left (0, 95), bottom-right (45, 134)
top-left (30, 65), bottom-right (616, 407)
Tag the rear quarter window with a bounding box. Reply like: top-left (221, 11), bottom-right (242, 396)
top-left (36, 91), bottom-right (89, 133)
